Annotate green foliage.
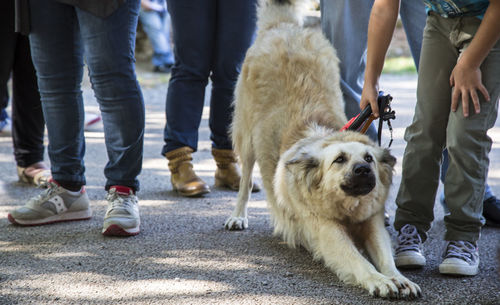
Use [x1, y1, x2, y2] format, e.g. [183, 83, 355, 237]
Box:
[382, 57, 417, 74]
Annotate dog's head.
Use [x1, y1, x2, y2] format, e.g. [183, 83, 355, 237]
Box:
[275, 130, 396, 222]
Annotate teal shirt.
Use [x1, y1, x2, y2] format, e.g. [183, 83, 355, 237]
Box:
[423, 0, 489, 18]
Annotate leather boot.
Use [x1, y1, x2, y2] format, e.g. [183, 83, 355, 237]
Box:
[212, 148, 260, 192]
[165, 147, 210, 197]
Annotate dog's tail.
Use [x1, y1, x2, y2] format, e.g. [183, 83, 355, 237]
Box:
[257, 0, 308, 31]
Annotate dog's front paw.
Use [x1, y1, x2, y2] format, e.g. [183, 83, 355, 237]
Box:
[362, 274, 421, 299]
[224, 217, 248, 230]
[389, 275, 422, 299]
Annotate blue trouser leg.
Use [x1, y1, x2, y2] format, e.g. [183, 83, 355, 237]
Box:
[29, 1, 86, 188]
[162, 0, 256, 154]
[399, 0, 426, 69]
[0, 0, 45, 167]
[29, 0, 145, 191]
[320, 0, 425, 141]
[208, 0, 256, 150]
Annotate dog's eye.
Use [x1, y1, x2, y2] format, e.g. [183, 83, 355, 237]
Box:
[364, 154, 373, 163]
[333, 156, 345, 164]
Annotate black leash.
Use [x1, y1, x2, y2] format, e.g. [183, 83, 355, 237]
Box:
[341, 91, 395, 147]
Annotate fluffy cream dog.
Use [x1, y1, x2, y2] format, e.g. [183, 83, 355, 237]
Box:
[224, 0, 421, 299]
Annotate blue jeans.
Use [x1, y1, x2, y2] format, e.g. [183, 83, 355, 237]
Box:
[139, 9, 175, 67]
[29, 0, 145, 191]
[162, 0, 257, 154]
[320, 0, 426, 141]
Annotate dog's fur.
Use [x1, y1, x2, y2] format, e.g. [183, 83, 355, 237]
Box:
[224, 0, 421, 298]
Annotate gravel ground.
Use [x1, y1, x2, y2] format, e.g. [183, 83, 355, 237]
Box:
[0, 68, 499, 304]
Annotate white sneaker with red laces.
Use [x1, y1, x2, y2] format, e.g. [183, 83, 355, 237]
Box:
[102, 186, 140, 236]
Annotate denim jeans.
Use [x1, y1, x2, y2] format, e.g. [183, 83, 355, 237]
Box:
[320, 0, 426, 141]
[1, 0, 46, 168]
[162, 0, 257, 154]
[139, 9, 175, 67]
[29, 0, 145, 191]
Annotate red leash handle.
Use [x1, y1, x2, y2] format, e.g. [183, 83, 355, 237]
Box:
[340, 114, 360, 132]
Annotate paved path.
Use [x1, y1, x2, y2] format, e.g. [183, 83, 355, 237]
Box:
[0, 70, 499, 305]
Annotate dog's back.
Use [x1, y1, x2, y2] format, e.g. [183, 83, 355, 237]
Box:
[232, 0, 346, 189]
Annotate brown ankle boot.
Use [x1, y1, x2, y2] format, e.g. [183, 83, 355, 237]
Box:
[165, 147, 210, 197]
[211, 148, 260, 192]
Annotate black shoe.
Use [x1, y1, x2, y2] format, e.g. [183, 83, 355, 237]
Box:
[483, 196, 500, 227]
[153, 64, 171, 74]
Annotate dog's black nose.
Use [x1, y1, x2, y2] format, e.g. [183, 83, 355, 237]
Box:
[353, 163, 371, 176]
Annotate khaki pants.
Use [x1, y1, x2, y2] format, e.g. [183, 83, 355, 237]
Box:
[394, 12, 500, 242]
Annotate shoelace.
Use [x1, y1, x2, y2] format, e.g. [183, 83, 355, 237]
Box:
[29, 181, 61, 205]
[395, 224, 422, 255]
[443, 241, 477, 264]
[106, 189, 135, 213]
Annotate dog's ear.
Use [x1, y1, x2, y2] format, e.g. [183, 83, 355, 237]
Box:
[381, 148, 396, 168]
[378, 148, 396, 186]
[285, 152, 322, 192]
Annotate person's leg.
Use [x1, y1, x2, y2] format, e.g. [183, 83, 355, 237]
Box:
[76, 0, 145, 192]
[29, 0, 86, 190]
[399, 0, 425, 69]
[161, 10, 175, 65]
[7, 0, 91, 226]
[443, 18, 500, 242]
[320, 0, 377, 141]
[162, 0, 215, 154]
[11, 34, 46, 168]
[207, 0, 260, 192]
[210, 0, 256, 150]
[139, 9, 173, 68]
[0, 0, 16, 133]
[394, 14, 459, 239]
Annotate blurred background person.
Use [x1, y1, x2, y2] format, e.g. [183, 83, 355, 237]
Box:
[139, 0, 175, 73]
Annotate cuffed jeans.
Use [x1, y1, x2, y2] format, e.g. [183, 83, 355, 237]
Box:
[394, 13, 500, 242]
[0, 0, 45, 168]
[29, 0, 145, 191]
[162, 0, 257, 154]
[320, 0, 426, 141]
[139, 9, 175, 67]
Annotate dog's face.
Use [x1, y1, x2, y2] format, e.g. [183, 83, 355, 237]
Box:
[275, 132, 396, 223]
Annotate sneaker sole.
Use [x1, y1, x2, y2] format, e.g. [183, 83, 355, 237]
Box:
[7, 209, 92, 226]
[102, 224, 140, 237]
[395, 256, 426, 269]
[439, 264, 478, 276]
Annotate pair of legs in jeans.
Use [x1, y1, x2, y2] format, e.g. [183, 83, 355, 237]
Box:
[8, 0, 145, 236]
[0, 0, 50, 186]
[161, 0, 257, 196]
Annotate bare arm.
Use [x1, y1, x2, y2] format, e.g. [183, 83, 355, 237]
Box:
[450, 0, 500, 117]
[360, 0, 400, 118]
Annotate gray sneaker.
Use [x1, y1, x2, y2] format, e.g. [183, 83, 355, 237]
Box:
[8, 181, 91, 225]
[439, 241, 479, 276]
[395, 224, 426, 268]
[102, 186, 140, 236]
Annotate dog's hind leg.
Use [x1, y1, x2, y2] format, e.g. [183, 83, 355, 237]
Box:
[224, 141, 256, 230]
